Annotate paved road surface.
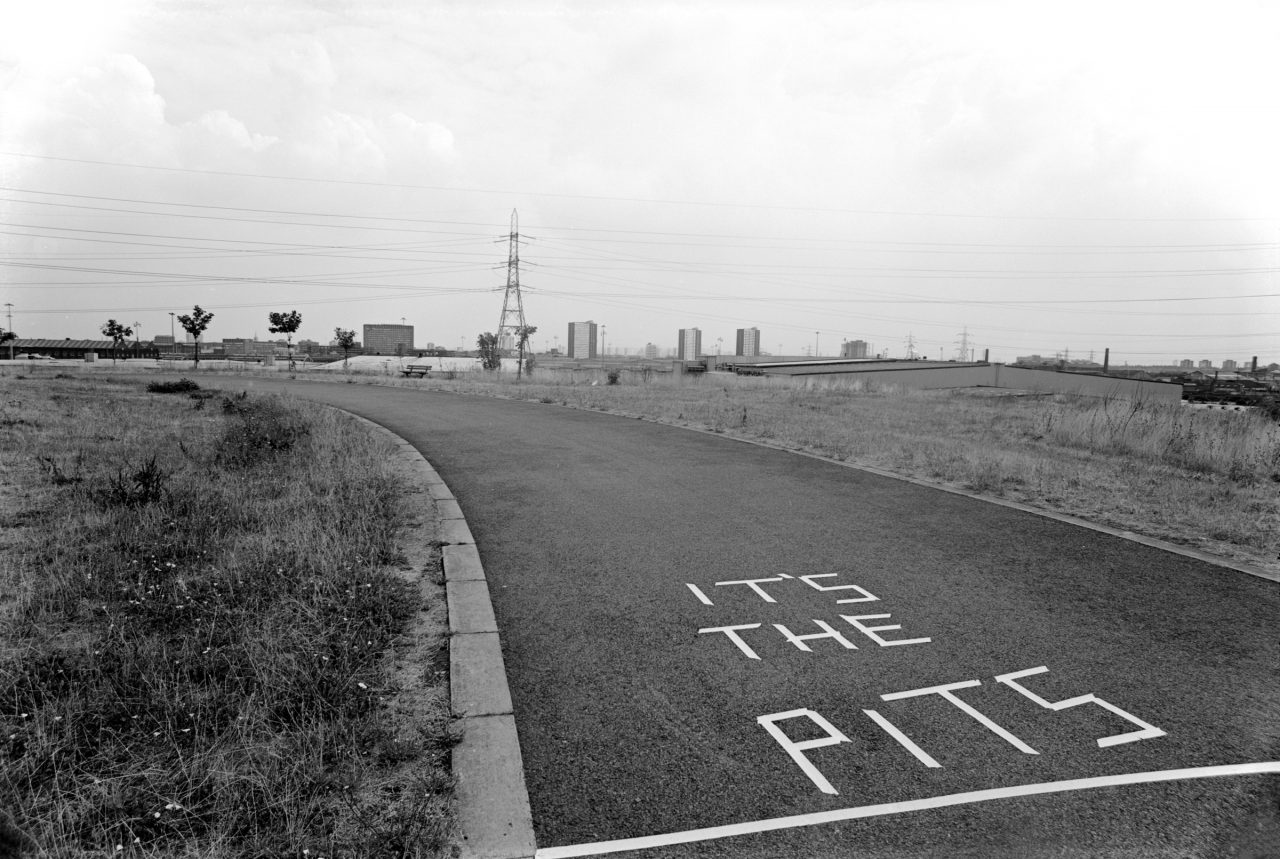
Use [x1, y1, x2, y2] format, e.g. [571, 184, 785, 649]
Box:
[242, 381, 1280, 858]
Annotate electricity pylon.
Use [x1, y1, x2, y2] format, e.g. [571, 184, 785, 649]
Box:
[496, 209, 527, 355]
[955, 326, 972, 361]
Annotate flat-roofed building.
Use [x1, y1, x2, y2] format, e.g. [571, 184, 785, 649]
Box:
[567, 321, 598, 359]
[735, 327, 760, 357]
[678, 327, 702, 360]
[363, 324, 414, 355]
[841, 339, 869, 358]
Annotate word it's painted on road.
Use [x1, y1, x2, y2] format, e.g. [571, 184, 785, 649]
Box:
[686, 572, 879, 606]
[689, 573, 931, 661]
[757, 665, 1167, 795]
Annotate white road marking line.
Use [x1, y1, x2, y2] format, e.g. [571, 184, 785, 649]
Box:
[714, 577, 785, 602]
[842, 613, 932, 647]
[685, 583, 714, 605]
[697, 624, 763, 660]
[755, 709, 852, 795]
[881, 679, 1039, 755]
[995, 666, 1166, 748]
[534, 762, 1280, 858]
[772, 619, 860, 652]
[862, 709, 942, 768]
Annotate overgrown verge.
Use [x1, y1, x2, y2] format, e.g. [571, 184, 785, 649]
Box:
[0, 376, 453, 857]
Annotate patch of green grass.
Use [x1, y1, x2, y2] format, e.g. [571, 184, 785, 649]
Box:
[0, 378, 453, 857]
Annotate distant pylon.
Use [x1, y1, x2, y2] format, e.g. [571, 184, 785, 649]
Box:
[496, 209, 527, 354]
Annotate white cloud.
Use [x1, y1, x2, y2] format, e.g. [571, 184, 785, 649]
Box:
[12, 54, 178, 164]
[388, 112, 455, 159]
[187, 110, 279, 153]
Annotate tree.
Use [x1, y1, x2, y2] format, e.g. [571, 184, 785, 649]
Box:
[334, 328, 356, 369]
[476, 332, 501, 371]
[100, 319, 133, 364]
[0, 327, 15, 361]
[515, 324, 538, 380]
[268, 310, 303, 370]
[176, 305, 215, 367]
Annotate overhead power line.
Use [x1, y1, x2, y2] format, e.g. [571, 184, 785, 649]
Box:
[6, 150, 1276, 222]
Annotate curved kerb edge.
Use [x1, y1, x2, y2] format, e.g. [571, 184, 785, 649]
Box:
[335, 409, 537, 859]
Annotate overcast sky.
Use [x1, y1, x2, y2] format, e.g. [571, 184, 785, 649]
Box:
[3, 0, 1278, 363]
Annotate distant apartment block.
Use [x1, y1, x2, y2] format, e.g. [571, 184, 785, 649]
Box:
[644, 342, 659, 359]
[841, 339, 869, 358]
[1178, 359, 1193, 369]
[222, 338, 277, 358]
[1198, 359, 1213, 369]
[567, 321, 598, 359]
[735, 327, 761, 357]
[363, 324, 414, 355]
[678, 327, 702, 360]
[1222, 359, 1238, 371]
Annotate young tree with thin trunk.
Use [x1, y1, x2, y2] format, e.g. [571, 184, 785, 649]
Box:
[100, 319, 133, 365]
[334, 327, 356, 369]
[176, 306, 214, 367]
[268, 310, 303, 370]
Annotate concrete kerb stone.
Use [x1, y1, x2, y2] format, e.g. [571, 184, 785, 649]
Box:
[447, 580, 500, 635]
[438, 518, 476, 546]
[328, 408, 536, 859]
[444, 545, 486, 582]
[437, 498, 465, 521]
[451, 632, 515, 717]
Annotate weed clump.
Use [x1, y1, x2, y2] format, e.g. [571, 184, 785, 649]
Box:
[217, 392, 311, 466]
[96, 455, 169, 507]
[146, 378, 200, 394]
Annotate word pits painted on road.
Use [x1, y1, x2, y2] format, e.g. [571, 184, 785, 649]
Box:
[758, 666, 1168, 795]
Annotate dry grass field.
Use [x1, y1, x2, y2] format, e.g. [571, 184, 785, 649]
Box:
[0, 372, 453, 858]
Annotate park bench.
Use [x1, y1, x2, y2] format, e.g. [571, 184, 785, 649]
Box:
[401, 364, 432, 378]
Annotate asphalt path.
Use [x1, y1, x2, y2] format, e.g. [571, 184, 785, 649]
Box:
[238, 380, 1280, 858]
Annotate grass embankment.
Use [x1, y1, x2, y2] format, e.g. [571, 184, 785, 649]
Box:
[0, 374, 452, 857]
[384, 369, 1280, 574]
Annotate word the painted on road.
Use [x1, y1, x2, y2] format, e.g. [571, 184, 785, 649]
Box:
[689, 573, 932, 660]
[757, 665, 1167, 795]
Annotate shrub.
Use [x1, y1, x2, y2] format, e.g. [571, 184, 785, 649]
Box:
[217, 393, 310, 466]
[147, 378, 200, 394]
